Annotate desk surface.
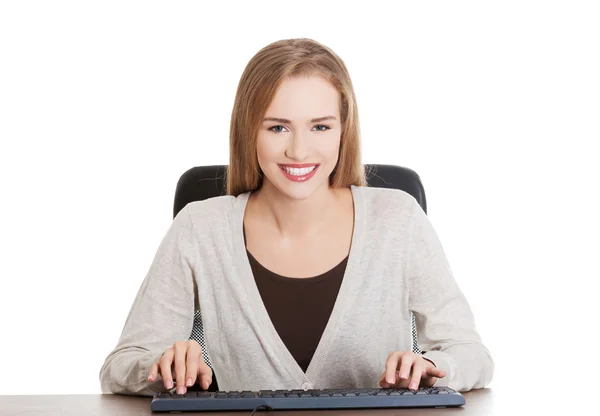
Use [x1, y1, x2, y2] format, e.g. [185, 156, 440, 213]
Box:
[0, 389, 494, 416]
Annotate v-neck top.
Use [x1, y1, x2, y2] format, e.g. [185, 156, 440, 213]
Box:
[242, 222, 349, 374]
[247, 248, 348, 373]
[100, 185, 495, 396]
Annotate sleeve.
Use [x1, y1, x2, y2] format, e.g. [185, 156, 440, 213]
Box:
[99, 205, 198, 396]
[406, 198, 495, 392]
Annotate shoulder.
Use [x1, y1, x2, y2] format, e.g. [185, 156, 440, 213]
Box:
[177, 193, 249, 227]
[353, 185, 420, 219]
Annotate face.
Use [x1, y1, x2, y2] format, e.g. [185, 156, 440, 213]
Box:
[256, 75, 342, 201]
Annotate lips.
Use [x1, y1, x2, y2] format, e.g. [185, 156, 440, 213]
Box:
[278, 164, 319, 182]
[280, 165, 317, 176]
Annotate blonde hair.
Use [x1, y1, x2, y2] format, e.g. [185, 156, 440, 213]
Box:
[226, 38, 366, 196]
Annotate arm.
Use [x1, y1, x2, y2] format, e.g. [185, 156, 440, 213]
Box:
[406, 198, 494, 392]
[99, 206, 198, 396]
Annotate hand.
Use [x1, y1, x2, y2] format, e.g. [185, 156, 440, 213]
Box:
[147, 340, 213, 394]
[379, 351, 446, 391]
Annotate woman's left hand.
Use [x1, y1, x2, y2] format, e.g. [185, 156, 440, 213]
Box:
[379, 351, 446, 390]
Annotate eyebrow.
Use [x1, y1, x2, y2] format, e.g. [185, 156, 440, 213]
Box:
[263, 115, 337, 124]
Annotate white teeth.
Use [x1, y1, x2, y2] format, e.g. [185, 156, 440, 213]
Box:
[281, 165, 316, 176]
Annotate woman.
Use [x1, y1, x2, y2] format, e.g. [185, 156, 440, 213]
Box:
[99, 38, 494, 396]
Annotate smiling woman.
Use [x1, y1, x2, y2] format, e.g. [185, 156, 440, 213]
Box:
[99, 38, 494, 397]
[256, 76, 345, 199]
[227, 39, 366, 197]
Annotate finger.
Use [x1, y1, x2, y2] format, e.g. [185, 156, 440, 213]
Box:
[379, 377, 395, 389]
[159, 349, 175, 390]
[148, 362, 158, 382]
[408, 364, 425, 391]
[425, 366, 446, 379]
[398, 354, 415, 382]
[198, 361, 214, 390]
[379, 371, 390, 388]
[173, 342, 188, 394]
[185, 342, 201, 388]
[384, 352, 403, 384]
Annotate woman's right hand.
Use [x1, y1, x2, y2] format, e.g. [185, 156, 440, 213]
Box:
[147, 340, 213, 394]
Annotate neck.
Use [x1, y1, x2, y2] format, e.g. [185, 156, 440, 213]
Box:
[251, 181, 343, 239]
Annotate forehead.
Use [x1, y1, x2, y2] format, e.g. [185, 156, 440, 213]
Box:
[266, 76, 340, 119]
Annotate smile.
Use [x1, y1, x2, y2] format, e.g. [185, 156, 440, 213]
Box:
[280, 165, 317, 176]
[278, 164, 320, 182]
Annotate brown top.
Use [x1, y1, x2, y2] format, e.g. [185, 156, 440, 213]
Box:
[248, 249, 348, 372]
[242, 226, 348, 372]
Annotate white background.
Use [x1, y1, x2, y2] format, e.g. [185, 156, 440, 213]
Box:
[1, 0, 599, 412]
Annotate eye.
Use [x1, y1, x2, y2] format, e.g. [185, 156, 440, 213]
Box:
[268, 125, 286, 133]
[313, 125, 331, 132]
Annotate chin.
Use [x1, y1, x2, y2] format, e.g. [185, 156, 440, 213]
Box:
[276, 184, 321, 201]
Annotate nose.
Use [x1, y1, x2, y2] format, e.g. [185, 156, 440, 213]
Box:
[284, 133, 309, 161]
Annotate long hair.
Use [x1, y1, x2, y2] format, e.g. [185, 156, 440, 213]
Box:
[226, 38, 366, 196]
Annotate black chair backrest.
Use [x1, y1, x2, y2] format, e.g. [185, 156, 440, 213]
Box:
[173, 164, 426, 219]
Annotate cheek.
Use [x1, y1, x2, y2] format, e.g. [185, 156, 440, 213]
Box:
[255, 136, 268, 161]
[255, 140, 265, 164]
[256, 136, 282, 166]
[323, 136, 342, 162]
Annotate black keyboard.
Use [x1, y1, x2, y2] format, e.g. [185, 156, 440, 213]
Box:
[151, 387, 465, 412]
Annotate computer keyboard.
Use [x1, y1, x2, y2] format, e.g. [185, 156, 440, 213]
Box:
[151, 386, 465, 413]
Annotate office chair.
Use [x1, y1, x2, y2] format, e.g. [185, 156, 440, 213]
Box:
[173, 164, 427, 389]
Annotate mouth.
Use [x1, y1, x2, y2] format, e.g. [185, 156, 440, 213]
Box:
[278, 164, 320, 182]
[279, 164, 318, 176]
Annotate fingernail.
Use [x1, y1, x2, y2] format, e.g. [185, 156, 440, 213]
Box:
[186, 378, 193, 387]
[167, 380, 173, 389]
[148, 375, 153, 381]
[386, 376, 393, 384]
[410, 382, 417, 390]
[177, 386, 185, 394]
[401, 373, 408, 379]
